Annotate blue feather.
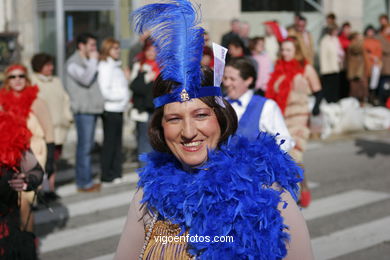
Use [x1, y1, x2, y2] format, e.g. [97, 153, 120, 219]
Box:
[137, 133, 303, 259]
[131, 0, 205, 98]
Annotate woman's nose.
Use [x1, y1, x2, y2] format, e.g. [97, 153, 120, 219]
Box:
[181, 118, 197, 140]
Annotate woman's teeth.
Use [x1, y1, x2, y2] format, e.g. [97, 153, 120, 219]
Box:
[183, 141, 202, 147]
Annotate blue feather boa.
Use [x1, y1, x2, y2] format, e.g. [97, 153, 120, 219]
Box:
[138, 133, 302, 259]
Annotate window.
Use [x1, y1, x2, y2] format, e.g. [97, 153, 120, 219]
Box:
[241, 0, 321, 12]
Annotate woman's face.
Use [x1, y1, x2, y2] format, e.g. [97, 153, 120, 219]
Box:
[281, 41, 296, 62]
[7, 69, 27, 92]
[254, 40, 265, 53]
[41, 62, 54, 76]
[162, 99, 221, 167]
[145, 45, 156, 61]
[109, 43, 121, 60]
[343, 25, 351, 36]
[223, 66, 252, 100]
[366, 29, 375, 38]
[228, 44, 243, 58]
[384, 26, 390, 35]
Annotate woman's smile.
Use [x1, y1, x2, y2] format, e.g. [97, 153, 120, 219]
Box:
[162, 99, 221, 167]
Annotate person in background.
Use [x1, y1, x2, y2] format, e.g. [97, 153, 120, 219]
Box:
[338, 22, 352, 53]
[249, 36, 273, 94]
[227, 37, 257, 70]
[286, 13, 301, 31]
[0, 111, 44, 259]
[127, 31, 150, 72]
[201, 31, 214, 68]
[378, 14, 389, 33]
[263, 20, 283, 63]
[65, 33, 104, 192]
[363, 25, 382, 104]
[376, 24, 390, 106]
[223, 57, 294, 151]
[319, 25, 343, 103]
[98, 38, 130, 184]
[319, 13, 338, 40]
[266, 37, 322, 208]
[347, 32, 367, 106]
[129, 39, 159, 165]
[30, 53, 73, 201]
[0, 64, 55, 234]
[221, 18, 241, 48]
[288, 15, 315, 64]
[239, 21, 251, 48]
[338, 22, 352, 99]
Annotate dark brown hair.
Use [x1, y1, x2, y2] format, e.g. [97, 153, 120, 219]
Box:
[31, 53, 54, 73]
[226, 57, 257, 89]
[248, 36, 264, 52]
[149, 66, 238, 153]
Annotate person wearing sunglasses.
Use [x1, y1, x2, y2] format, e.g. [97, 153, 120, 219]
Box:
[0, 64, 55, 235]
[0, 110, 44, 259]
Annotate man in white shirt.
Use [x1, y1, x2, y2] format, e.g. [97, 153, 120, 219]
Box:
[223, 57, 294, 152]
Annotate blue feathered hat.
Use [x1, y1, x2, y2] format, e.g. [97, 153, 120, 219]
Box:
[131, 0, 222, 108]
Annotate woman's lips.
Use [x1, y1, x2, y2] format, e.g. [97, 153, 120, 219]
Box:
[181, 141, 203, 152]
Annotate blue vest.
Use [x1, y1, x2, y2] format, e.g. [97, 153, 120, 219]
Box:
[236, 95, 267, 140]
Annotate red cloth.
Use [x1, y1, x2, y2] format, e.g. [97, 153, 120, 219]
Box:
[5, 64, 27, 74]
[265, 59, 306, 114]
[0, 111, 31, 171]
[338, 33, 350, 52]
[0, 85, 39, 119]
[142, 59, 160, 81]
[264, 21, 285, 43]
[0, 86, 36, 171]
[135, 51, 161, 81]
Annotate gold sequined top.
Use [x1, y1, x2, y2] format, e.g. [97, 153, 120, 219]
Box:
[143, 220, 194, 260]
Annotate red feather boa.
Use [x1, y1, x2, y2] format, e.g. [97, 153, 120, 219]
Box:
[266, 59, 306, 114]
[0, 112, 32, 173]
[0, 86, 37, 174]
[0, 85, 38, 119]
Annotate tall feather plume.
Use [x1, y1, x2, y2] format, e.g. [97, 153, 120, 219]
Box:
[131, 0, 205, 99]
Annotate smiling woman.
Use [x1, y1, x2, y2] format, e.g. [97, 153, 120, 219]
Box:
[114, 1, 313, 259]
[148, 67, 237, 164]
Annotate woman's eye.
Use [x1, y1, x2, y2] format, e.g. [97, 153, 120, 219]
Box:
[167, 117, 180, 122]
[196, 113, 209, 119]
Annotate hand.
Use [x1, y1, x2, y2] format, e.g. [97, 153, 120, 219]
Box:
[8, 173, 27, 191]
[89, 50, 99, 60]
[124, 67, 131, 81]
[312, 105, 320, 116]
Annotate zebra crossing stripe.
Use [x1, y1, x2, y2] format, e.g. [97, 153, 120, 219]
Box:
[312, 216, 390, 260]
[302, 190, 390, 220]
[39, 189, 390, 255]
[56, 173, 139, 197]
[35, 190, 136, 225]
[40, 216, 127, 253]
[88, 253, 115, 260]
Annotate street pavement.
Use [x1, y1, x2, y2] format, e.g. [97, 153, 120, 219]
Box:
[35, 129, 390, 260]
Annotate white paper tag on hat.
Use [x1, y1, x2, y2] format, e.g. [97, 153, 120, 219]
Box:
[212, 42, 227, 87]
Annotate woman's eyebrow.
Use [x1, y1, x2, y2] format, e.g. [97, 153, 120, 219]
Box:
[164, 113, 181, 117]
[193, 108, 211, 113]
